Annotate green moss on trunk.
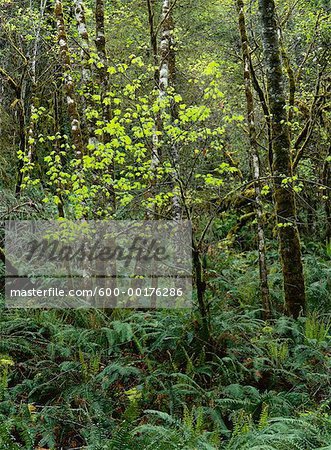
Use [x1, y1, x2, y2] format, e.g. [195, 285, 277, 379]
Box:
[259, 0, 306, 318]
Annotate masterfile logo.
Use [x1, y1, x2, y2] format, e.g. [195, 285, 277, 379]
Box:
[4, 220, 192, 309]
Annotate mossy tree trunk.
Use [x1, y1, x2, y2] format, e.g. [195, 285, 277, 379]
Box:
[323, 145, 331, 241]
[74, 0, 91, 85]
[258, 0, 306, 318]
[0, 68, 26, 194]
[55, 0, 84, 159]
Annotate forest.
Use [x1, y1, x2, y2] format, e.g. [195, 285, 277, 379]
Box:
[0, 0, 330, 448]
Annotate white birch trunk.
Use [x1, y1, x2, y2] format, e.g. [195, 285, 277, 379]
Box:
[149, 0, 181, 220]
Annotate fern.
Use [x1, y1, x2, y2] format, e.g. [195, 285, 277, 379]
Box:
[304, 313, 330, 343]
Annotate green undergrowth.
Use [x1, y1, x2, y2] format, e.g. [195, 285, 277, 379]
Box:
[0, 297, 329, 448]
[0, 242, 329, 449]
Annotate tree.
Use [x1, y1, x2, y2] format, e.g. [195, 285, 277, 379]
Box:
[55, 0, 84, 159]
[236, 0, 271, 318]
[258, 0, 306, 317]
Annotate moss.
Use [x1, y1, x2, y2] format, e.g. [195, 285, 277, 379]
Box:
[259, 0, 306, 317]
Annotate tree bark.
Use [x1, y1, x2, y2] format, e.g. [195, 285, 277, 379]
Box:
[95, 0, 107, 70]
[55, 0, 84, 159]
[259, 0, 306, 318]
[236, 0, 271, 319]
[74, 0, 91, 84]
[322, 145, 331, 241]
[95, 0, 109, 98]
[192, 243, 210, 346]
[159, 0, 181, 220]
[0, 68, 26, 194]
[147, 0, 180, 219]
[74, 0, 96, 146]
[146, 0, 159, 86]
[15, 98, 25, 194]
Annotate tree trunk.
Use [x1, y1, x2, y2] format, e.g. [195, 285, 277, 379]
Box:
[322, 145, 331, 241]
[147, 0, 179, 219]
[95, 0, 107, 70]
[146, 0, 159, 87]
[15, 98, 25, 194]
[95, 0, 109, 102]
[95, 0, 115, 211]
[192, 243, 211, 346]
[159, 0, 181, 220]
[55, 0, 84, 159]
[0, 68, 26, 194]
[74, 0, 91, 85]
[146, 0, 160, 217]
[74, 0, 96, 146]
[259, 0, 306, 318]
[236, 0, 271, 319]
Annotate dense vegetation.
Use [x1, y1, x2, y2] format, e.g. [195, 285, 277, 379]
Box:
[0, 0, 330, 448]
